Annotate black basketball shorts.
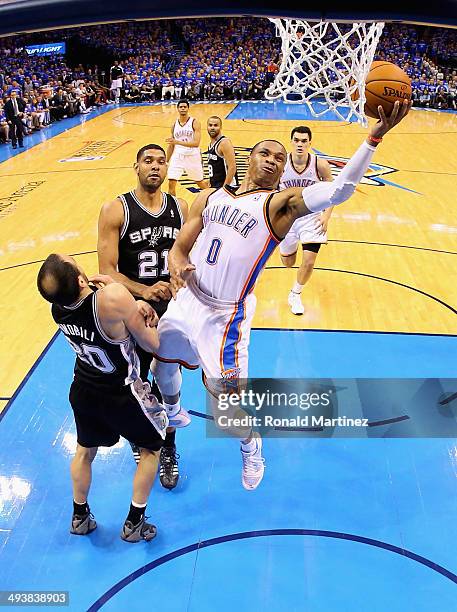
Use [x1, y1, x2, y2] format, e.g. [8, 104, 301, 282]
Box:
[69, 378, 163, 451]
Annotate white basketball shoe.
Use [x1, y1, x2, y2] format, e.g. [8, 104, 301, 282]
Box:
[166, 403, 192, 428]
[288, 290, 305, 315]
[241, 435, 265, 490]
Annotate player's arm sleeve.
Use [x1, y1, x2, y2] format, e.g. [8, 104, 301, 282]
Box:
[287, 140, 378, 217]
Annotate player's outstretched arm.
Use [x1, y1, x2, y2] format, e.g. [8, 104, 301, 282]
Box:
[97, 282, 159, 353]
[268, 100, 411, 238]
[168, 188, 215, 297]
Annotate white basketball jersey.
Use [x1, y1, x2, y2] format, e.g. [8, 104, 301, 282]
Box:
[190, 187, 279, 302]
[279, 152, 323, 239]
[279, 153, 320, 189]
[173, 117, 198, 155]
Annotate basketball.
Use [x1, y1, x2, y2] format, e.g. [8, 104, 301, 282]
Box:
[363, 61, 412, 119]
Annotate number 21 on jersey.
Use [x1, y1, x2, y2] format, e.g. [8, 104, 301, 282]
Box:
[138, 249, 169, 278]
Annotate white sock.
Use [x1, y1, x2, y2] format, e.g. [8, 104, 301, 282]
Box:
[131, 500, 147, 508]
[164, 401, 180, 416]
[292, 282, 304, 294]
[241, 437, 257, 452]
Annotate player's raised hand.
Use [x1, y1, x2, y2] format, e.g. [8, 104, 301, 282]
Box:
[170, 262, 196, 299]
[136, 300, 158, 327]
[370, 99, 412, 139]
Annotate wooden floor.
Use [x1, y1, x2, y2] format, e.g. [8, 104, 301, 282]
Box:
[0, 102, 456, 408]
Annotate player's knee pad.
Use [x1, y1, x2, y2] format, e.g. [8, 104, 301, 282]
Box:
[151, 359, 182, 396]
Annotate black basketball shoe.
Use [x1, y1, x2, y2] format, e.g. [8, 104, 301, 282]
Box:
[159, 445, 180, 489]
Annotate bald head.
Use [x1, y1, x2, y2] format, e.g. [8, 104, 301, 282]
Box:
[37, 254, 84, 306]
[40, 271, 59, 296]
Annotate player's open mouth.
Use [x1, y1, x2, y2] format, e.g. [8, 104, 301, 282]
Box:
[262, 167, 275, 174]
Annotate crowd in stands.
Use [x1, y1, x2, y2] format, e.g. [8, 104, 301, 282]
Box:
[373, 23, 457, 110]
[0, 18, 455, 146]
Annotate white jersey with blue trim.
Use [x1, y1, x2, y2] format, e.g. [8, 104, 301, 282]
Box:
[279, 152, 320, 189]
[279, 152, 323, 237]
[173, 116, 199, 156]
[190, 186, 279, 303]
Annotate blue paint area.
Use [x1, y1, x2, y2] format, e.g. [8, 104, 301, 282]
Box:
[250, 328, 457, 377]
[227, 100, 457, 121]
[227, 99, 358, 122]
[1, 330, 457, 610]
[90, 530, 457, 611]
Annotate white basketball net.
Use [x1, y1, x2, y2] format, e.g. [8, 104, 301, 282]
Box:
[265, 19, 385, 126]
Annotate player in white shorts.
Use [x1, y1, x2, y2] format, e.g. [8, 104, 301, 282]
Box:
[279, 126, 333, 315]
[151, 101, 411, 491]
[109, 61, 124, 104]
[166, 99, 208, 195]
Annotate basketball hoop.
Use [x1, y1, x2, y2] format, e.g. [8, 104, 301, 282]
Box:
[265, 19, 385, 126]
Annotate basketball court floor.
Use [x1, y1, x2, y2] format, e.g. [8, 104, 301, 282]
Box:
[0, 100, 456, 610]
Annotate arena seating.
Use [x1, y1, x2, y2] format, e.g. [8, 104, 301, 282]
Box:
[0, 18, 455, 147]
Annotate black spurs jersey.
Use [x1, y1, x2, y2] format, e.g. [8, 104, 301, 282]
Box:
[207, 136, 238, 189]
[52, 292, 140, 389]
[117, 190, 184, 315]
